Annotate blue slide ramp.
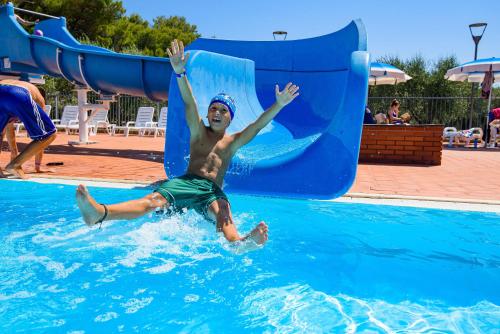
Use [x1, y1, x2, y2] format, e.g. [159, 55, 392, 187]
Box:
[0, 3, 172, 101]
[166, 21, 369, 199]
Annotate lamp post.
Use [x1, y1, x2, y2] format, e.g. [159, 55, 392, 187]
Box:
[272, 31, 287, 40]
[467, 22, 487, 128]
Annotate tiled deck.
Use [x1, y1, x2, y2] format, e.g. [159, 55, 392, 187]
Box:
[1, 132, 499, 202]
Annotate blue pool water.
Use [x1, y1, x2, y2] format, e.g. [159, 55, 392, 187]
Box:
[1, 179, 499, 333]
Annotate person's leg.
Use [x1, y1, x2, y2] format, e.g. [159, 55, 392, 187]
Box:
[5, 123, 18, 161]
[490, 126, 498, 146]
[34, 151, 55, 173]
[207, 199, 268, 245]
[5, 132, 56, 179]
[76, 184, 169, 226]
[0, 129, 5, 177]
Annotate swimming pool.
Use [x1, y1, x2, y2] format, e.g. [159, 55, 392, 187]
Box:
[1, 179, 499, 333]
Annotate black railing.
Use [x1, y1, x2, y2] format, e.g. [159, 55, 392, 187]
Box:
[368, 96, 499, 130]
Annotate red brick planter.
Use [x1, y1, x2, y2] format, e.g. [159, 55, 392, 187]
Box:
[359, 125, 444, 165]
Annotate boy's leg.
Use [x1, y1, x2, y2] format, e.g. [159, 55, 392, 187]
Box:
[5, 132, 56, 178]
[34, 151, 55, 173]
[76, 184, 169, 226]
[207, 199, 268, 245]
[0, 128, 5, 177]
[5, 123, 18, 161]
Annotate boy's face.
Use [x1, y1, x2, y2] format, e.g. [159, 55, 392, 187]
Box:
[207, 102, 231, 131]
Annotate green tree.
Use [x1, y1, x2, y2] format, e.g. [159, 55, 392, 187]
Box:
[10, 0, 200, 95]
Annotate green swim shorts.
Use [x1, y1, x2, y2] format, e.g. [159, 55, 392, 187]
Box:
[155, 174, 229, 219]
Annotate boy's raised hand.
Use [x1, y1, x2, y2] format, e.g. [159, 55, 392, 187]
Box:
[166, 39, 189, 74]
[275, 82, 299, 107]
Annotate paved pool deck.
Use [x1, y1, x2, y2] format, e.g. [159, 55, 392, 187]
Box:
[1, 132, 499, 203]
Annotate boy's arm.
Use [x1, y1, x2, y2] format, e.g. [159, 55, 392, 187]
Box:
[166, 40, 204, 139]
[233, 83, 299, 149]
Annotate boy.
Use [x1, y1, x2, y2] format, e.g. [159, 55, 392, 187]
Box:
[0, 79, 56, 178]
[76, 40, 299, 248]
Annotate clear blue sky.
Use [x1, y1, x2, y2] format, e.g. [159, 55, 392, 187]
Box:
[122, 0, 498, 65]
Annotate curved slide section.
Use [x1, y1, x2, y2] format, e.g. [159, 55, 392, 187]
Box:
[0, 3, 171, 101]
[166, 21, 369, 199]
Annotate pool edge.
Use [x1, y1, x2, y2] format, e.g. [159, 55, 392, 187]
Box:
[2, 177, 500, 213]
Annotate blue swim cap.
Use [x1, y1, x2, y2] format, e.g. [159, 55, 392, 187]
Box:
[210, 93, 236, 120]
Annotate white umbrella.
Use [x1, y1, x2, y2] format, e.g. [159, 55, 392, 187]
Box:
[445, 57, 500, 82]
[445, 57, 498, 143]
[369, 62, 412, 85]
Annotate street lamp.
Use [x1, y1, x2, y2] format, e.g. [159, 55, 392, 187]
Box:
[273, 31, 287, 40]
[467, 22, 487, 128]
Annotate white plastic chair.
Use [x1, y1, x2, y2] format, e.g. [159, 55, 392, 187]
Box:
[442, 127, 459, 147]
[52, 105, 79, 134]
[374, 113, 388, 124]
[88, 109, 115, 135]
[154, 107, 167, 138]
[112, 107, 155, 137]
[457, 127, 484, 147]
[465, 127, 484, 147]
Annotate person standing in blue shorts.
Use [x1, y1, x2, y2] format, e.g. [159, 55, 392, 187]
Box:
[76, 39, 300, 250]
[0, 79, 57, 178]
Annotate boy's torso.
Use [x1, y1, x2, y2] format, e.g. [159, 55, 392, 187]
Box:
[187, 126, 237, 187]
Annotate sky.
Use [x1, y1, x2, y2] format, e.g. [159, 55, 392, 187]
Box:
[121, 0, 499, 66]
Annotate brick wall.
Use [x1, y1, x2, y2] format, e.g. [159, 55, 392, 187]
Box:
[359, 125, 444, 165]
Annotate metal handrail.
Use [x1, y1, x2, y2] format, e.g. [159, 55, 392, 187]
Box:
[14, 6, 58, 19]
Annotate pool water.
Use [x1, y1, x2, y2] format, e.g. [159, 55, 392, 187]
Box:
[1, 180, 499, 333]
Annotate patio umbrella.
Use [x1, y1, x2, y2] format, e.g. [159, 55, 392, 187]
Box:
[369, 62, 412, 85]
[445, 57, 499, 138]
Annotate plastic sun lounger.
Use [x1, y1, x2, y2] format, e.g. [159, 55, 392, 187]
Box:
[112, 106, 155, 137]
[154, 107, 167, 138]
[442, 126, 459, 147]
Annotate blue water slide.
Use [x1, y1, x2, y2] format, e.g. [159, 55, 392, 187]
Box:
[0, 3, 172, 100]
[166, 21, 370, 199]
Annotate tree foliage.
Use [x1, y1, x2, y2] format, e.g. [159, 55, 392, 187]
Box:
[10, 0, 200, 95]
[15, 0, 199, 56]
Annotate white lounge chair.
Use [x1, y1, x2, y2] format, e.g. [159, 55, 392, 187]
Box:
[89, 109, 115, 135]
[456, 127, 484, 147]
[66, 109, 115, 136]
[374, 113, 388, 124]
[442, 127, 459, 147]
[154, 107, 167, 138]
[52, 105, 79, 134]
[112, 107, 155, 137]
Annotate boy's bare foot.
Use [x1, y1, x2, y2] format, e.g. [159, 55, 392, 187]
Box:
[5, 164, 28, 179]
[76, 184, 105, 226]
[35, 166, 56, 173]
[248, 221, 268, 245]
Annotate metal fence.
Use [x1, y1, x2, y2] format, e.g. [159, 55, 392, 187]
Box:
[368, 96, 499, 130]
[45, 93, 168, 126]
[44, 92, 498, 131]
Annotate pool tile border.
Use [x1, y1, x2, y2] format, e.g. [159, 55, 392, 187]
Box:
[3, 177, 500, 213]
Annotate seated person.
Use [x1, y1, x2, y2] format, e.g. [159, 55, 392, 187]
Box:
[374, 113, 388, 124]
[488, 107, 500, 147]
[363, 106, 375, 124]
[400, 112, 411, 124]
[388, 99, 403, 124]
[0, 80, 57, 178]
